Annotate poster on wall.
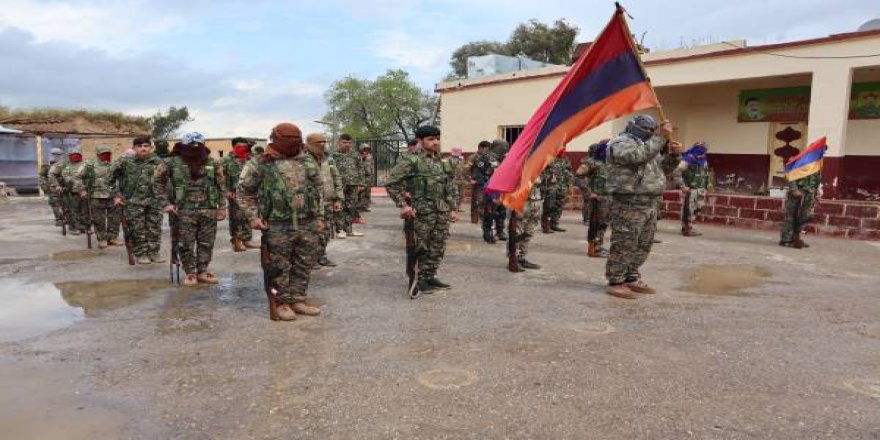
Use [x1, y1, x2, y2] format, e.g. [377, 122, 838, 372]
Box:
[850, 82, 880, 119]
[737, 87, 810, 122]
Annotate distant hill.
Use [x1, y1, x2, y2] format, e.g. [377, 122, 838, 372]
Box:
[0, 108, 150, 135]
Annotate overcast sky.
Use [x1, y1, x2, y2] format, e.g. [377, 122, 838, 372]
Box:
[0, 0, 874, 138]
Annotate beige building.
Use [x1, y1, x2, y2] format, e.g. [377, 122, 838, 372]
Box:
[437, 29, 880, 200]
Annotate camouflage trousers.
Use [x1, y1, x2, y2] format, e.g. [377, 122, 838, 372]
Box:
[176, 209, 218, 274]
[319, 204, 338, 255]
[542, 186, 568, 226]
[88, 198, 121, 242]
[63, 194, 89, 232]
[264, 220, 321, 304]
[341, 185, 361, 233]
[359, 186, 372, 210]
[470, 185, 482, 219]
[606, 195, 659, 285]
[481, 196, 506, 234]
[414, 211, 450, 279]
[227, 200, 253, 242]
[579, 188, 591, 222]
[513, 199, 542, 256]
[48, 195, 64, 222]
[780, 191, 816, 243]
[682, 188, 707, 223]
[125, 204, 162, 258]
[585, 195, 611, 246]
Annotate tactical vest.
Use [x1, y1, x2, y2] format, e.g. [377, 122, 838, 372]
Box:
[84, 161, 116, 198]
[258, 157, 321, 225]
[169, 156, 220, 209]
[120, 156, 160, 201]
[408, 156, 452, 202]
[587, 159, 609, 195]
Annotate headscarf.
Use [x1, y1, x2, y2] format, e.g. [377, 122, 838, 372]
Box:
[593, 142, 608, 162]
[266, 123, 303, 158]
[179, 132, 210, 179]
[683, 142, 708, 167]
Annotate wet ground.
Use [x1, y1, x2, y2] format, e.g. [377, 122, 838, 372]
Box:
[1, 196, 879, 439]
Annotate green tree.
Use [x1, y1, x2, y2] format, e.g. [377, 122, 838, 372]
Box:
[447, 19, 579, 78]
[149, 106, 191, 141]
[323, 69, 436, 143]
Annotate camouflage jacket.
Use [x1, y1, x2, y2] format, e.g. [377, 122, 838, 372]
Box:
[606, 133, 682, 197]
[112, 154, 164, 206]
[236, 153, 325, 225]
[73, 160, 118, 198]
[577, 158, 609, 196]
[312, 153, 344, 203]
[153, 156, 227, 210]
[682, 164, 710, 190]
[359, 154, 374, 186]
[222, 156, 249, 194]
[331, 150, 364, 187]
[541, 156, 573, 189]
[385, 151, 460, 214]
[471, 152, 502, 188]
[47, 161, 66, 194]
[787, 172, 821, 193]
[39, 163, 54, 194]
[49, 161, 87, 193]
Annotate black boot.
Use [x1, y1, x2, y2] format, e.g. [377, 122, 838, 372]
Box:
[426, 277, 451, 289]
[496, 231, 508, 241]
[415, 279, 436, 294]
[318, 255, 337, 266]
[517, 257, 541, 269]
[483, 230, 496, 243]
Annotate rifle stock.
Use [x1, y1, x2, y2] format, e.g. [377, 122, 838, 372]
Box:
[507, 214, 520, 272]
[261, 227, 280, 320]
[169, 213, 181, 283]
[403, 195, 419, 299]
[121, 208, 135, 265]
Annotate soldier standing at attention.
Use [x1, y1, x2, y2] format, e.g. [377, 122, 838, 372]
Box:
[49, 146, 88, 235]
[331, 134, 364, 238]
[466, 141, 490, 224]
[154, 132, 227, 286]
[306, 133, 344, 267]
[779, 171, 821, 249]
[112, 136, 165, 264]
[41, 147, 66, 227]
[358, 143, 374, 213]
[575, 141, 612, 257]
[509, 179, 544, 271]
[73, 145, 122, 248]
[223, 137, 257, 251]
[473, 139, 509, 243]
[385, 125, 460, 294]
[540, 149, 573, 233]
[605, 115, 683, 299]
[681, 142, 710, 237]
[237, 123, 325, 321]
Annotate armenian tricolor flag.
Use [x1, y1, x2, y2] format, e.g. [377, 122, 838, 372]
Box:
[785, 137, 828, 181]
[486, 4, 660, 212]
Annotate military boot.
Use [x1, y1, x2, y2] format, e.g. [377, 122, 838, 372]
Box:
[292, 302, 321, 316]
[587, 241, 600, 258]
[426, 277, 451, 289]
[183, 274, 199, 286]
[625, 279, 656, 294]
[197, 272, 219, 284]
[606, 284, 638, 299]
[318, 255, 337, 267]
[517, 257, 541, 269]
[550, 224, 566, 232]
[415, 279, 436, 294]
[275, 304, 298, 321]
[541, 219, 552, 234]
[232, 237, 247, 252]
[496, 230, 508, 241]
[681, 223, 702, 237]
[483, 230, 496, 243]
[136, 255, 151, 265]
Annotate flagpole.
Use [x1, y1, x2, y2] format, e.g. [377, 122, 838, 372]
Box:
[615, 2, 667, 123]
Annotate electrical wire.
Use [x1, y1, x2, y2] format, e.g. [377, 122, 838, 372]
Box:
[722, 41, 880, 59]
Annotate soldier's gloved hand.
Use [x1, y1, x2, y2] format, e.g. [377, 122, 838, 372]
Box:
[162, 204, 177, 214]
[791, 189, 804, 198]
[216, 209, 227, 221]
[449, 211, 459, 223]
[400, 205, 415, 219]
[250, 218, 268, 230]
[113, 197, 125, 207]
[332, 201, 342, 212]
[668, 141, 684, 154]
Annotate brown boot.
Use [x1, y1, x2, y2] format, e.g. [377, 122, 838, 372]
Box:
[587, 241, 599, 257]
[606, 284, 638, 299]
[232, 237, 246, 252]
[275, 303, 297, 321]
[292, 302, 321, 316]
[183, 274, 199, 286]
[470, 212, 479, 224]
[625, 280, 656, 294]
[197, 272, 219, 284]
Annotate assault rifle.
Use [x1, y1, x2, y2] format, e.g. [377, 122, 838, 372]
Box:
[403, 194, 421, 299]
[682, 190, 692, 229]
[261, 226, 280, 320]
[792, 195, 805, 249]
[587, 196, 600, 257]
[169, 213, 181, 284]
[84, 194, 94, 249]
[507, 214, 521, 272]
[120, 207, 135, 265]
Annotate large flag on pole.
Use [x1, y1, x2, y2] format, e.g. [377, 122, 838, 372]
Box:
[784, 137, 827, 181]
[486, 4, 660, 212]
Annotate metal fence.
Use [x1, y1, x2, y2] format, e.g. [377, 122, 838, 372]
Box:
[355, 138, 407, 186]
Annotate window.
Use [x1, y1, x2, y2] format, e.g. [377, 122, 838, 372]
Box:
[501, 125, 525, 145]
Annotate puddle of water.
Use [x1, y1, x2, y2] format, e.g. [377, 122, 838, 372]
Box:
[0, 279, 84, 342]
[0, 278, 168, 342]
[50, 249, 102, 261]
[682, 264, 771, 296]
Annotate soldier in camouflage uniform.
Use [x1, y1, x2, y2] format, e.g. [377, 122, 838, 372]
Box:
[540, 150, 573, 233]
[358, 143, 374, 212]
[237, 123, 325, 321]
[681, 142, 710, 237]
[472, 139, 508, 243]
[72, 145, 122, 248]
[779, 172, 821, 248]
[386, 125, 460, 294]
[331, 134, 364, 237]
[466, 141, 490, 224]
[575, 142, 611, 257]
[49, 147, 89, 235]
[306, 133, 344, 267]
[605, 115, 684, 299]
[112, 136, 165, 264]
[154, 132, 227, 286]
[509, 179, 544, 271]
[40, 147, 65, 227]
[223, 137, 257, 252]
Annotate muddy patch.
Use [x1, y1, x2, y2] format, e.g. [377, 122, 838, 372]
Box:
[416, 368, 477, 390]
[50, 249, 103, 261]
[681, 264, 771, 296]
[56, 279, 169, 317]
[0, 280, 85, 342]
